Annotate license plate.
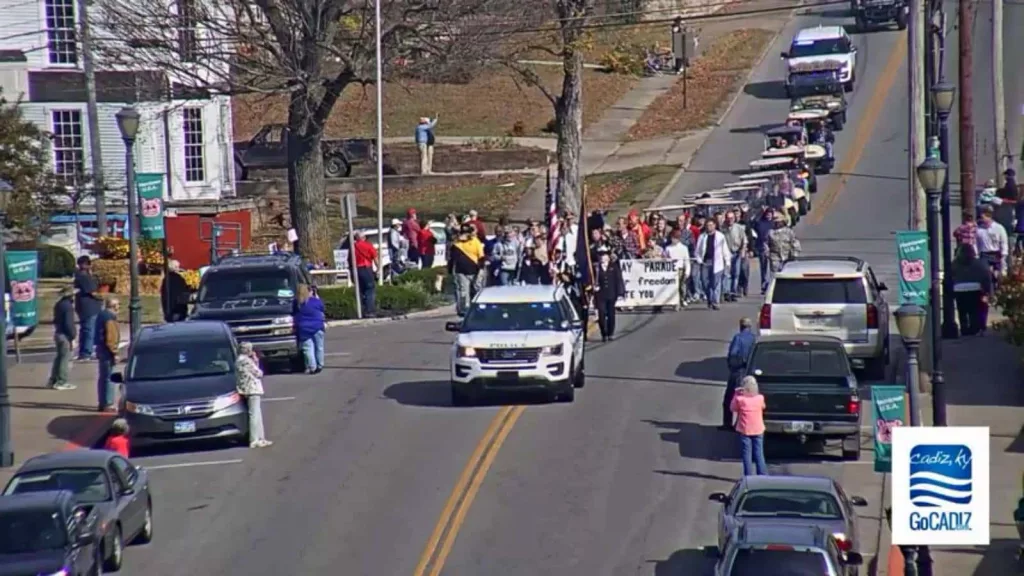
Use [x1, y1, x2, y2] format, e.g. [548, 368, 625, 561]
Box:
[173, 421, 196, 434]
[784, 421, 814, 433]
[802, 316, 835, 328]
[495, 371, 520, 385]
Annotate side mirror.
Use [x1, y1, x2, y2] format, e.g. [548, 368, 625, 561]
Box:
[850, 46, 858, 54]
[703, 546, 721, 559]
[877, 282, 888, 291]
[120, 487, 136, 497]
[571, 320, 584, 329]
[780, 52, 788, 59]
[850, 495, 868, 506]
[844, 552, 864, 566]
[110, 372, 124, 384]
[709, 492, 729, 504]
[444, 321, 462, 332]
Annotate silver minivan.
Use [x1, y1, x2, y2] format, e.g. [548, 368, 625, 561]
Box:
[759, 256, 890, 379]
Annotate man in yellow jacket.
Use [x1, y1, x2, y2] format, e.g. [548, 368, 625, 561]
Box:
[449, 224, 485, 316]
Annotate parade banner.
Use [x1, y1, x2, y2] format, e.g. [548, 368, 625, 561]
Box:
[871, 384, 907, 473]
[136, 172, 166, 240]
[616, 259, 680, 309]
[4, 250, 39, 327]
[896, 231, 930, 306]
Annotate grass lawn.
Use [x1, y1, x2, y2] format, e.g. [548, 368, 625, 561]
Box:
[627, 28, 777, 140]
[35, 290, 165, 325]
[234, 66, 637, 140]
[585, 165, 679, 214]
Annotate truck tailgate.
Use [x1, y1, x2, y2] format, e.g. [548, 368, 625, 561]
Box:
[758, 376, 859, 423]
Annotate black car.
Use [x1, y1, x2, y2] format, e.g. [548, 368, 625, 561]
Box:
[851, 0, 908, 31]
[234, 123, 376, 179]
[745, 335, 862, 460]
[2, 451, 153, 573]
[113, 321, 248, 449]
[704, 523, 862, 576]
[0, 491, 100, 576]
[190, 252, 312, 371]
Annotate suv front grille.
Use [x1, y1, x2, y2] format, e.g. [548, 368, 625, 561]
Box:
[149, 400, 216, 419]
[225, 318, 279, 337]
[478, 348, 541, 364]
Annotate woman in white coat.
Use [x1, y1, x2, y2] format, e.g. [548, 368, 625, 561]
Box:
[694, 219, 732, 310]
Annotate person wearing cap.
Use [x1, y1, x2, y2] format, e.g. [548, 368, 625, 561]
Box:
[767, 211, 801, 277]
[388, 218, 409, 274]
[352, 231, 378, 316]
[449, 224, 485, 316]
[402, 208, 422, 264]
[48, 285, 77, 390]
[415, 116, 438, 174]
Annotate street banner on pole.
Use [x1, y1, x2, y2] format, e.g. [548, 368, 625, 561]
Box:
[4, 250, 39, 327]
[136, 172, 166, 240]
[896, 231, 930, 305]
[871, 384, 907, 473]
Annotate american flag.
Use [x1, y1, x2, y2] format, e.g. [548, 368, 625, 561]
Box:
[546, 170, 560, 255]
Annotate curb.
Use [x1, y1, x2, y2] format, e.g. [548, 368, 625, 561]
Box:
[325, 304, 456, 327]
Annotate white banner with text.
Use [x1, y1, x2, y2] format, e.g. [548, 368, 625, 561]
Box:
[616, 259, 680, 308]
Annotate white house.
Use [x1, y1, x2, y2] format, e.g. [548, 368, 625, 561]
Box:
[0, 0, 235, 203]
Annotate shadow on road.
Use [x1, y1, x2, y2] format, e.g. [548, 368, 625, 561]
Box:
[382, 380, 556, 408]
[653, 469, 738, 484]
[674, 356, 728, 384]
[650, 548, 714, 576]
[47, 414, 106, 443]
[843, 23, 896, 36]
[728, 123, 781, 135]
[742, 80, 788, 100]
[937, 539, 1022, 576]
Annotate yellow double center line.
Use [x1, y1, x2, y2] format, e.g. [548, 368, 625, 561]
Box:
[413, 405, 526, 576]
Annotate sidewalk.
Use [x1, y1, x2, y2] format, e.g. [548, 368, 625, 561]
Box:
[880, 330, 1024, 575]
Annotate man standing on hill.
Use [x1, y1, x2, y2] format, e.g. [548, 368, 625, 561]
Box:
[416, 116, 438, 175]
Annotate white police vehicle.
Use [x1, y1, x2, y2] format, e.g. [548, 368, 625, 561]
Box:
[446, 284, 585, 406]
[781, 26, 858, 95]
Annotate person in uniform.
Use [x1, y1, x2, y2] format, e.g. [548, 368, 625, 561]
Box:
[592, 249, 626, 342]
[767, 212, 802, 275]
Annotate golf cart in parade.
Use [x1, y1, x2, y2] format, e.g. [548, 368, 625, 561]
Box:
[789, 65, 848, 130]
[690, 197, 747, 220]
[850, 0, 908, 32]
[642, 202, 695, 223]
[746, 161, 810, 223]
[762, 126, 831, 176]
[749, 155, 818, 195]
[786, 110, 836, 173]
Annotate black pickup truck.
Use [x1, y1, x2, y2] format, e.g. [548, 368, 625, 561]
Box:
[0, 490, 102, 576]
[234, 124, 377, 180]
[744, 335, 862, 461]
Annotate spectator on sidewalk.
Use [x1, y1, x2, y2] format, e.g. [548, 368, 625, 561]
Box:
[94, 298, 121, 412]
[951, 244, 992, 336]
[403, 209, 422, 264]
[103, 419, 130, 457]
[48, 286, 76, 391]
[976, 205, 1009, 281]
[294, 284, 325, 374]
[352, 231, 378, 317]
[388, 219, 409, 274]
[160, 259, 190, 323]
[450, 224, 485, 316]
[416, 116, 438, 175]
[417, 223, 438, 269]
[236, 341, 272, 448]
[73, 256, 102, 361]
[731, 375, 769, 476]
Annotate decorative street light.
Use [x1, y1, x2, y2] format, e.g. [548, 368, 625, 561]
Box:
[115, 106, 142, 343]
[0, 179, 15, 467]
[916, 156, 948, 428]
[931, 81, 958, 342]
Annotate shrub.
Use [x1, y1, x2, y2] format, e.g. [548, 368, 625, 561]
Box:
[38, 245, 76, 278]
[995, 258, 1024, 345]
[598, 42, 644, 76]
[509, 120, 526, 138]
[392, 267, 448, 294]
[93, 236, 164, 269]
[318, 284, 431, 320]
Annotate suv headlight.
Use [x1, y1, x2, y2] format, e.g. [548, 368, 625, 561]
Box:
[272, 316, 293, 326]
[456, 346, 476, 358]
[212, 392, 242, 411]
[540, 344, 564, 356]
[124, 401, 154, 416]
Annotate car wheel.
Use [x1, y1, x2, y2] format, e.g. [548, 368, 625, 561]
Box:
[844, 73, 855, 93]
[323, 154, 351, 178]
[842, 437, 862, 461]
[896, 9, 908, 30]
[451, 385, 472, 407]
[103, 526, 123, 572]
[573, 357, 586, 389]
[862, 354, 887, 381]
[90, 548, 102, 576]
[798, 198, 809, 216]
[132, 500, 154, 545]
[833, 114, 845, 131]
[554, 381, 576, 403]
[855, 16, 866, 31]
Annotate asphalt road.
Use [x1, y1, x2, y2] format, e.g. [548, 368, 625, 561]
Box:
[116, 7, 925, 576]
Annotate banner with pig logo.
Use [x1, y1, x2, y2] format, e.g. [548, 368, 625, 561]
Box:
[4, 250, 39, 327]
[136, 173, 166, 240]
[896, 231, 930, 306]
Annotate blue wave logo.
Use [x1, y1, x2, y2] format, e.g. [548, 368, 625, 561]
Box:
[909, 444, 972, 508]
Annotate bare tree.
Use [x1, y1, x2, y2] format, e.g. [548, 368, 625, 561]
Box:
[93, 0, 511, 261]
[504, 0, 596, 213]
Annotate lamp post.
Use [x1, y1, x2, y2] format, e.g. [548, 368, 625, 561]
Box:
[116, 107, 141, 344]
[894, 302, 928, 576]
[916, 156, 948, 427]
[931, 82, 957, 340]
[0, 180, 13, 467]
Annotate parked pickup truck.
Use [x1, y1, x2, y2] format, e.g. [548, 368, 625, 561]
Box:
[744, 334, 862, 461]
[234, 124, 376, 180]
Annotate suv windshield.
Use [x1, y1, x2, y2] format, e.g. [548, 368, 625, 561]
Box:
[199, 270, 292, 301]
[129, 341, 235, 380]
[789, 38, 850, 58]
[772, 278, 866, 304]
[0, 509, 67, 554]
[463, 302, 565, 332]
[730, 548, 829, 575]
[4, 468, 111, 503]
[750, 343, 848, 376]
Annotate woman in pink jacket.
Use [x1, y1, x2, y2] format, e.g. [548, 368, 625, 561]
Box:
[731, 375, 768, 475]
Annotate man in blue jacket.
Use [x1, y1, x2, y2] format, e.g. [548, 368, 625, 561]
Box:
[752, 208, 775, 295]
[721, 317, 756, 430]
[48, 286, 77, 390]
[415, 116, 438, 175]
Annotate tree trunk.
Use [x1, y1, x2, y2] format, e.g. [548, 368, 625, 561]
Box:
[555, 45, 584, 214]
[286, 94, 332, 264]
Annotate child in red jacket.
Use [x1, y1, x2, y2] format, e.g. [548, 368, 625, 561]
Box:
[103, 418, 131, 458]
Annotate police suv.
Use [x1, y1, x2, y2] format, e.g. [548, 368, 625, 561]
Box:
[446, 285, 585, 406]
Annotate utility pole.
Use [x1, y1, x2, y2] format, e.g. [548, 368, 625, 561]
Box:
[992, 0, 1006, 177]
[77, 0, 107, 235]
[909, 0, 926, 230]
[958, 0, 976, 216]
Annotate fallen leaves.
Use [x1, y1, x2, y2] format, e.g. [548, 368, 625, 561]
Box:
[626, 28, 777, 141]
[584, 165, 680, 212]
